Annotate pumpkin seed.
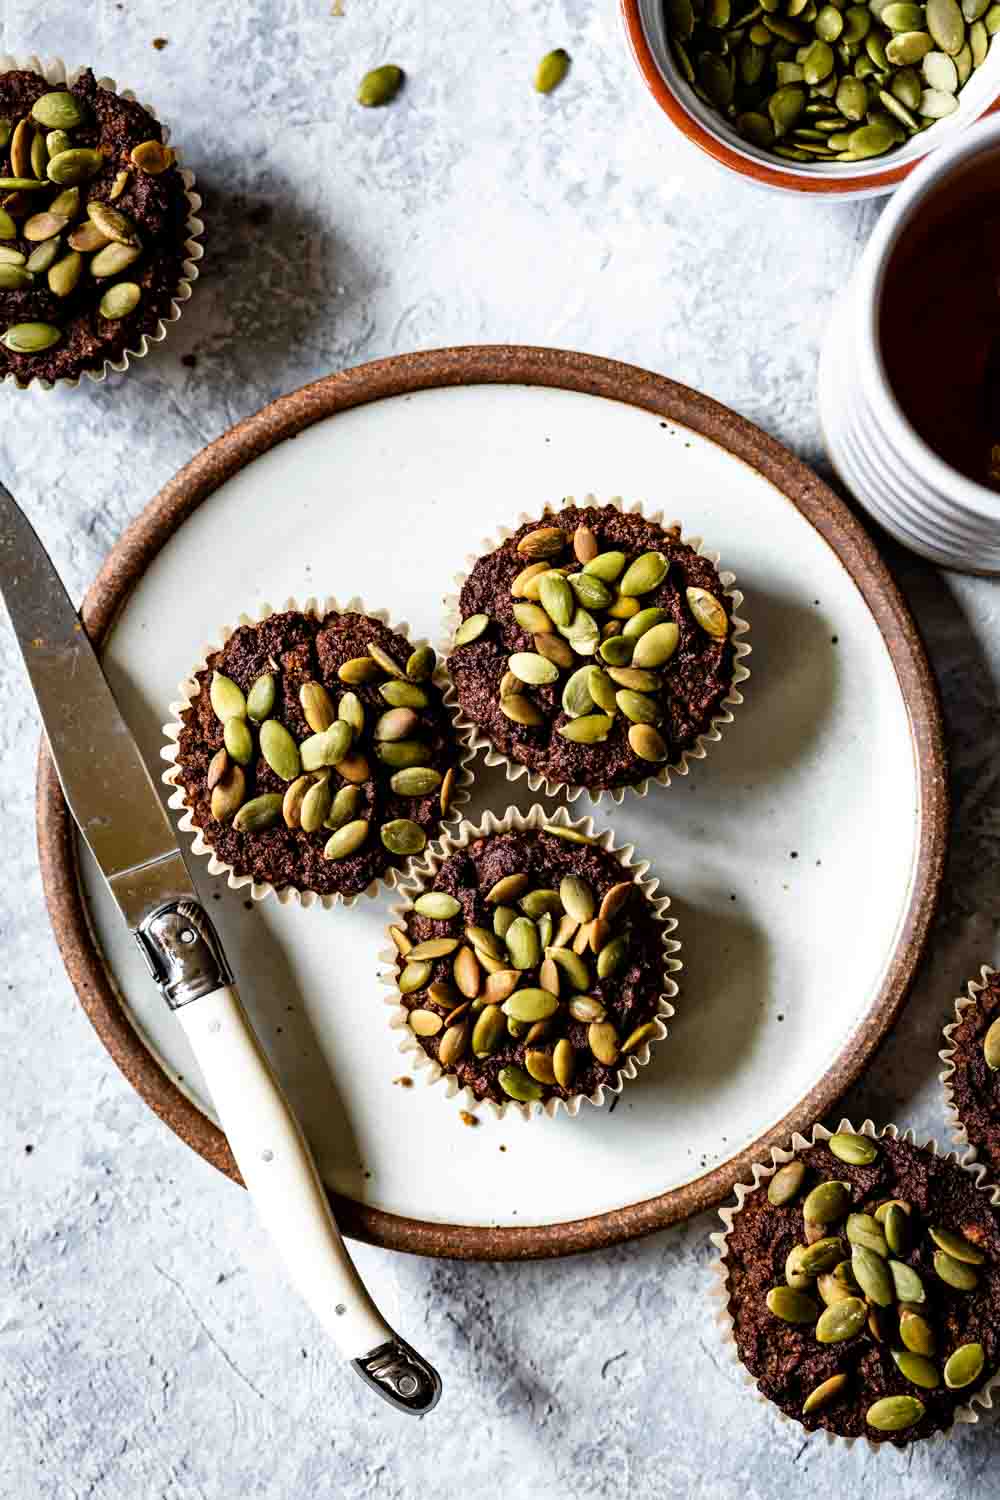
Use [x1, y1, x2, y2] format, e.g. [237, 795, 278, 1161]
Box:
[628, 723, 669, 762]
[326, 784, 363, 830]
[802, 1373, 849, 1415]
[221, 715, 253, 766]
[47, 147, 104, 185]
[232, 793, 283, 833]
[246, 674, 275, 722]
[100, 281, 142, 319]
[339, 656, 380, 685]
[608, 666, 661, 692]
[866, 1395, 925, 1432]
[619, 551, 669, 597]
[437, 1020, 469, 1067]
[900, 1309, 936, 1355]
[0, 319, 61, 353]
[513, 602, 553, 635]
[852, 1244, 893, 1305]
[511, 561, 549, 597]
[281, 774, 312, 829]
[109, 168, 129, 200]
[920, 85, 960, 112]
[0, 263, 31, 290]
[620, 606, 665, 641]
[569, 996, 606, 1023]
[803, 1180, 851, 1224]
[398, 959, 431, 995]
[884, 1201, 911, 1255]
[210, 765, 246, 822]
[587, 1022, 619, 1065]
[206, 747, 229, 791]
[452, 946, 481, 999]
[33, 91, 86, 129]
[535, 47, 572, 93]
[597, 882, 631, 924]
[0, 178, 47, 191]
[518, 526, 565, 559]
[503, 988, 559, 1024]
[482, 968, 517, 1005]
[817, 1272, 854, 1306]
[929, 1225, 986, 1264]
[547, 947, 591, 990]
[944, 1342, 985, 1390]
[766, 1286, 819, 1323]
[408, 1008, 443, 1038]
[572, 525, 599, 564]
[0, 208, 16, 241]
[548, 1037, 574, 1088]
[506, 916, 542, 971]
[927, 0, 967, 48]
[30, 128, 51, 177]
[301, 722, 352, 771]
[984, 1017, 1000, 1069]
[90, 242, 142, 277]
[686, 586, 729, 637]
[539, 571, 574, 627]
[567, 571, 613, 611]
[558, 713, 613, 744]
[599, 635, 634, 667]
[621, 1021, 659, 1054]
[596, 935, 628, 980]
[497, 1064, 545, 1103]
[210, 671, 247, 722]
[784, 1244, 812, 1291]
[500, 694, 545, 727]
[508, 650, 559, 686]
[358, 64, 404, 106]
[560, 664, 595, 718]
[413, 892, 461, 920]
[382, 819, 426, 856]
[472, 1007, 506, 1057]
[884, 1, 926, 26]
[828, 1131, 877, 1165]
[586, 667, 618, 714]
[299, 681, 335, 733]
[799, 1235, 846, 1275]
[768, 1160, 806, 1206]
[485, 873, 530, 905]
[886, 29, 935, 61]
[815, 1296, 867, 1343]
[299, 776, 332, 834]
[580, 550, 624, 585]
[892, 1350, 940, 1389]
[324, 819, 369, 860]
[560, 875, 595, 924]
[889, 1260, 926, 1303]
[543, 824, 596, 845]
[846, 1212, 888, 1256]
[631, 622, 680, 668]
[923, 47, 960, 85]
[521, 1048, 555, 1085]
[466, 924, 505, 960]
[376, 707, 420, 742]
[616, 689, 660, 725]
[520, 888, 562, 918]
[933, 1249, 979, 1290]
[375, 739, 432, 768]
[390, 766, 441, 797]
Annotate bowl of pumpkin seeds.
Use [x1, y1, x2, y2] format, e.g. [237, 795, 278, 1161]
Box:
[622, 0, 1000, 192]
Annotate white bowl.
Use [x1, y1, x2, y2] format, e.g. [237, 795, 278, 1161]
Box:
[819, 111, 1000, 572]
[622, 0, 1000, 200]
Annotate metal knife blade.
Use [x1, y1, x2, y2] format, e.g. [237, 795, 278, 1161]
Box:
[0, 483, 192, 927]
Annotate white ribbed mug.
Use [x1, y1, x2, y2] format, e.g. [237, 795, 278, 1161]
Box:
[819, 113, 1000, 575]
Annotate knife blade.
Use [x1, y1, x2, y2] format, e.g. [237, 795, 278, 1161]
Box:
[0, 484, 440, 1417]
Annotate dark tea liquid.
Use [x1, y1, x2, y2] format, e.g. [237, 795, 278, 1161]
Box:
[879, 158, 1000, 488]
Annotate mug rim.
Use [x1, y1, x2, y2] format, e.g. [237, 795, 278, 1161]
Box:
[860, 112, 1000, 522]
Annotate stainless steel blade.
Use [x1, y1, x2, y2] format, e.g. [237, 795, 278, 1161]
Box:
[0, 483, 192, 926]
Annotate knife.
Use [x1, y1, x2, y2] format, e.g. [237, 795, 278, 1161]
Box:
[0, 485, 441, 1417]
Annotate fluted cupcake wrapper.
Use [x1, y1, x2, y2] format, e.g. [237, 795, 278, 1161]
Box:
[0, 55, 203, 391]
[441, 493, 751, 805]
[160, 595, 476, 910]
[710, 1117, 1000, 1450]
[940, 964, 999, 1175]
[378, 801, 682, 1119]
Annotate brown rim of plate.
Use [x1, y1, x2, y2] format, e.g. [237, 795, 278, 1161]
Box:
[619, 0, 1000, 198]
[35, 344, 947, 1261]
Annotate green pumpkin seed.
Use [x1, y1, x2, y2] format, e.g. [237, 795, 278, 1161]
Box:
[506, 916, 542, 971]
[390, 766, 442, 796]
[846, 1212, 888, 1257]
[599, 635, 634, 666]
[486, 873, 531, 905]
[929, 1226, 986, 1264]
[817, 2, 845, 36]
[768, 1160, 806, 1206]
[817, 1272, 855, 1305]
[568, 572, 612, 610]
[324, 818, 369, 860]
[454, 613, 491, 649]
[0, 246, 24, 265]
[900, 1309, 936, 1355]
[0, 263, 31, 290]
[539, 571, 574, 627]
[90, 242, 142, 277]
[737, 109, 775, 146]
[508, 650, 559, 686]
[48, 186, 81, 221]
[99, 281, 141, 319]
[618, 606, 664, 641]
[494, 906, 518, 940]
[364, 643, 403, 680]
[210, 765, 245, 822]
[892, 1350, 940, 1389]
[412, 891, 460, 920]
[403, 645, 434, 682]
[972, 15, 990, 60]
[471, 1006, 505, 1057]
[556, 877, 592, 925]
[543, 823, 596, 845]
[326, 784, 363, 830]
[923, 47, 960, 85]
[502, 988, 559, 1023]
[920, 85, 960, 112]
[232, 793, 284, 833]
[836, 74, 870, 116]
[944, 1342, 985, 1390]
[616, 689, 660, 725]
[384, 683, 431, 713]
[987, 1, 1000, 29]
[298, 681, 335, 733]
[299, 776, 332, 834]
[0, 207, 15, 240]
[550, 1037, 575, 1088]
[803, 1180, 851, 1224]
[568, 995, 605, 1023]
[802, 1373, 849, 1415]
[47, 147, 104, 185]
[799, 1235, 846, 1275]
[500, 694, 544, 727]
[588, 1021, 619, 1065]
[889, 1259, 926, 1303]
[210, 671, 247, 723]
[46, 129, 71, 158]
[583, 549, 626, 581]
[0, 178, 48, 191]
[497, 1064, 544, 1103]
[223, 716, 254, 765]
[375, 739, 432, 769]
[466, 924, 505, 960]
[358, 64, 404, 106]
[398, 959, 432, 995]
[558, 713, 613, 744]
[766, 1286, 819, 1323]
[927, 0, 967, 49]
[866, 1395, 925, 1432]
[619, 550, 669, 597]
[259, 720, 301, 781]
[546, 946, 591, 990]
[562, 664, 596, 717]
[1, 321, 61, 353]
[596, 934, 628, 980]
[513, 602, 553, 635]
[607, 666, 661, 692]
[535, 47, 571, 93]
[934, 1249, 979, 1289]
[815, 1295, 867, 1343]
[301, 721, 352, 771]
[85, 200, 140, 247]
[887, 29, 935, 61]
[520, 889, 562, 919]
[375, 707, 420, 742]
[32, 92, 85, 129]
[884, 1, 926, 25]
[828, 1131, 878, 1165]
[381, 819, 426, 856]
[784, 1243, 811, 1291]
[583, 667, 615, 715]
[22, 210, 69, 242]
[802, 37, 837, 79]
[245, 674, 275, 722]
[852, 1244, 894, 1305]
[883, 1201, 911, 1255]
[631, 622, 680, 668]
[628, 723, 669, 762]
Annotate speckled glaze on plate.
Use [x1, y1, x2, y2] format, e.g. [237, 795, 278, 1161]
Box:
[34, 346, 946, 1260]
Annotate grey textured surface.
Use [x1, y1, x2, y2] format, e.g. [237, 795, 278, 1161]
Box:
[1, 2, 998, 1495]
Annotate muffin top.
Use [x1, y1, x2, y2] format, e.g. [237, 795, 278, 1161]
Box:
[724, 1131, 1000, 1445]
[947, 971, 1000, 1178]
[0, 68, 190, 384]
[174, 609, 460, 900]
[447, 503, 736, 792]
[390, 827, 669, 1105]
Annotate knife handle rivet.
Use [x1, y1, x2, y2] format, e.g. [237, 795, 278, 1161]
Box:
[180, 928, 196, 944]
[261, 1149, 274, 1162]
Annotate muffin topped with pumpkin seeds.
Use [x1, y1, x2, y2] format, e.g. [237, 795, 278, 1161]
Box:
[171, 609, 463, 900]
[722, 1130, 1000, 1444]
[447, 504, 738, 794]
[0, 67, 190, 383]
[389, 826, 671, 1106]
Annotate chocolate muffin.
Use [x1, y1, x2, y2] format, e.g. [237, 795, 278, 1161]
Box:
[0, 67, 193, 384]
[943, 969, 1000, 1178]
[446, 503, 742, 794]
[171, 609, 463, 901]
[389, 824, 672, 1107]
[722, 1129, 1000, 1445]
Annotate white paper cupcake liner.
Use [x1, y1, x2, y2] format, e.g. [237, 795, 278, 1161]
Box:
[0, 54, 203, 391]
[940, 965, 999, 1171]
[379, 801, 682, 1120]
[441, 494, 751, 805]
[710, 1117, 1000, 1449]
[160, 595, 476, 910]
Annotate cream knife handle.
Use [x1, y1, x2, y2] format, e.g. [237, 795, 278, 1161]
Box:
[134, 899, 441, 1415]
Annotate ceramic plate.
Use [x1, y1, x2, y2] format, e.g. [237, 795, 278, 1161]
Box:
[37, 347, 946, 1259]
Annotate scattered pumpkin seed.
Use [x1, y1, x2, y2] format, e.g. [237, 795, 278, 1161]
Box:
[413, 891, 461, 920]
[944, 1342, 985, 1390]
[768, 1160, 806, 1206]
[358, 64, 404, 106]
[47, 147, 104, 185]
[866, 1395, 925, 1431]
[210, 765, 245, 822]
[766, 1286, 819, 1323]
[829, 1131, 878, 1165]
[232, 793, 283, 833]
[246, 674, 275, 722]
[536, 47, 571, 93]
[804, 1180, 851, 1224]
[98, 281, 140, 319]
[900, 1308, 936, 1355]
[802, 1373, 849, 1415]
[933, 1249, 979, 1290]
[381, 819, 427, 856]
[815, 1295, 867, 1343]
[929, 1225, 986, 1264]
[852, 1244, 894, 1305]
[325, 819, 369, 860]
[32, 92, 86, 129]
